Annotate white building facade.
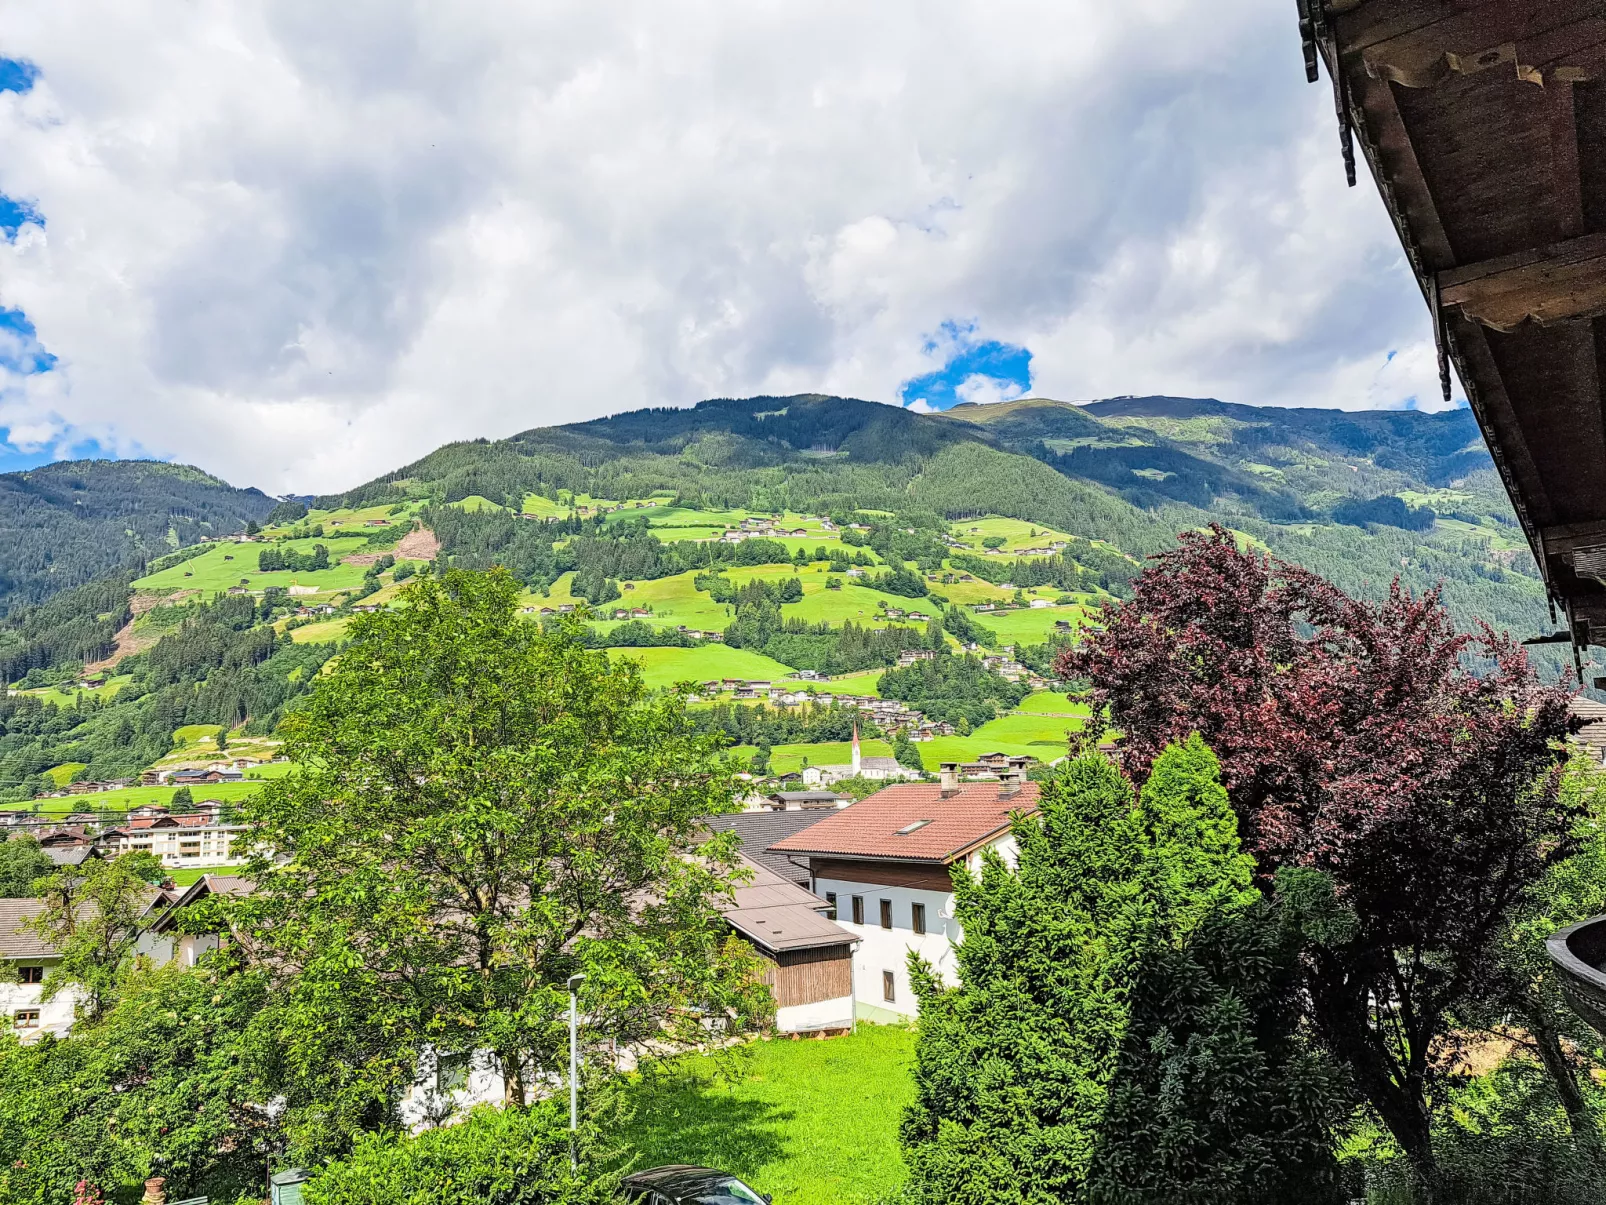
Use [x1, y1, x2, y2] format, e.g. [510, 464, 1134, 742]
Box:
[769, 767, 1036, 1020]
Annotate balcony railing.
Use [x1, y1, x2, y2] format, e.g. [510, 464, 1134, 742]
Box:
[1546, 914, 1606, 1037]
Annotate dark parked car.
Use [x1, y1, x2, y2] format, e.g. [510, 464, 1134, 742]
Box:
[621, 1164, 771, 1204]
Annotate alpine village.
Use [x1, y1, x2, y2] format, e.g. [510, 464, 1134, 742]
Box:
[7, 3, 1606, 1205]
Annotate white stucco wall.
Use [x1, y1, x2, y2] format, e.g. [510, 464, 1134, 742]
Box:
[398, 1047, 508, 1131]
[811, 832, 1019, 1019]
[775, 994, 854, 1033]
[812, 877, 960, 1018]
[2, 975, 79, 1041]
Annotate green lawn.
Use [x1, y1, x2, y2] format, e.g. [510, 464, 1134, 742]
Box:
[948, 515, 1076, 554]
[822, 671, 883, 697]
[607, 646, 798, 691]
[134, 535, 377, 595]
[14, 674, 136, 707]
[728, 738, 898, 775]
[968, 710, 1084, 748]
[980, 603, 1089, 646]
[1017, 690, 1084, 714]
[913, 733, 1052, 770]
[26, 780, 267, 816]
[289, 617, 353, 644]
[615, 1025, 917, 1205]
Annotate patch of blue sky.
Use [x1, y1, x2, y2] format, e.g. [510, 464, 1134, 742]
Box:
[898, 320, 1033, 412]
[0, 309, 56, 374]
[0, 58, 39, 94]
[0, 194, 42, 239]
[0, 433, 126, 476]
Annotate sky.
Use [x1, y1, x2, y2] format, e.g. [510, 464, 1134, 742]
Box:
[0, 3, 1455, 495]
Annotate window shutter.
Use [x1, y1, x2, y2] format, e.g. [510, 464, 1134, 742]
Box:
[879, 899, 892, 929]
[912, 902, 926, 935]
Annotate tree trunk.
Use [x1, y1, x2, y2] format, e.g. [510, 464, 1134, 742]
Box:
[1531, 1017, 1601, 1154]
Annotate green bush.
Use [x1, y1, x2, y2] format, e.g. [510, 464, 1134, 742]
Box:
[305, 1102, 616, 1205]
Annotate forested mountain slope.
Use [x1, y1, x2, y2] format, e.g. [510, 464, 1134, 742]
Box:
[0, 392, 1566, 809]
[0, 460, 274, 613]
[317, 394, 1550, 650]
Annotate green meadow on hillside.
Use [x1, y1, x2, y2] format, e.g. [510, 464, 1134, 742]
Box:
[28, 779, 267, 817]
[133, 535, 374, 595]
[607, 645, 798, 690]
[16, 674, 135, 708]
[1017, 689, 1083, 714]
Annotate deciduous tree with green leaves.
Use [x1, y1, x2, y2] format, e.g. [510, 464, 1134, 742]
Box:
[213, 569, 771, 1157]
[902, 739, 1345, 1205]
[0, 834, 53, 898]
[0, 961, 276, 1205]
[23, 851, 166, 1021]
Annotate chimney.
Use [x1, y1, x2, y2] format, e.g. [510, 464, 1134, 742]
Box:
[999, 767, 1023, 799]
[939, 762, 959, 797]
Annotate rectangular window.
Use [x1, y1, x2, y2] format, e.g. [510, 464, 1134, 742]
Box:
[883, 971, 895, 1002]
[912, 902, 926, 935]
[824, 891, 837, 920]
[879, 899, 892, 930]
[851, 895, 864, 925]
[13, 1010, 39, 1029]
[18, 966, 44, 985]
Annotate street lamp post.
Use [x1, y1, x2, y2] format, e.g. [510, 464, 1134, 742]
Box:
[568, 973, 586, 1169]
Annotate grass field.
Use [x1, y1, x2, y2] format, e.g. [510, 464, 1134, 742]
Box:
[726, 739, 899, 774]
[43, 762, 88, 787]
[822, 671, 883, 697]
[14, 673, 135, 707]
[26, 780, 267, 817]
[546, 566, 906, 636]
[616, 1025, 916, 1205]
[607, 646, 798, 691]
[972, 603, 1088, 646]
[289, 617, 353, 644]
[968, 710, 1084, 748]
[1017, 689, 1082, 714]
[949, 515, 1076, 554]
[914, 734, 1052, 769]
[134, 535, 376, 595]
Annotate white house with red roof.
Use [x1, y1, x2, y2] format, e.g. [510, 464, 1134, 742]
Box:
[98, 813, 246, 867]
[768, 763, 1038, 1019]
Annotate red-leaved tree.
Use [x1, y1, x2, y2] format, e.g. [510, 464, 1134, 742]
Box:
[1057, 525, 1575, 1186]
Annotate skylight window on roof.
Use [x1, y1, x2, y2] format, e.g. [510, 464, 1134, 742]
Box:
[896, 819, 934, 835]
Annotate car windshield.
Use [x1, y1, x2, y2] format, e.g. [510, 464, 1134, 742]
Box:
[685, 1179, 765, 1204]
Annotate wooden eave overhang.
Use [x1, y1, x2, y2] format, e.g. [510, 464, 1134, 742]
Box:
[1303, 0, 1606, 655]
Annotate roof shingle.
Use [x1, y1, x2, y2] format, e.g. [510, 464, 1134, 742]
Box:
[720, 853, 856, 954]
[769, 781, 1039, 864]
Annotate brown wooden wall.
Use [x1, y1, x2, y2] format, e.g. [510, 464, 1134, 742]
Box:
[812, 857, 953, 891]
[760, 943, 853, 1007]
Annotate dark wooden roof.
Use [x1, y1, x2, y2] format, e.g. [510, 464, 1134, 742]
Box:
[1305, 0, 1606, 650]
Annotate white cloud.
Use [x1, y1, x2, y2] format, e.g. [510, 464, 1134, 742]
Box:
[0, 0, 1435, 493]
[903, 397, 938, 415]
[954, 374, 1027, 407]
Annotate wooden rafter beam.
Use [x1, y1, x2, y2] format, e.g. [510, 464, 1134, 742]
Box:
[1438, 232, 1606, 330]
[1341, 1, 1606, 89]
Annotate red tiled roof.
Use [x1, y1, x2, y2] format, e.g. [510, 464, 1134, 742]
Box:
[127, 814, 216, 830]
[769, 781, 1039, 864]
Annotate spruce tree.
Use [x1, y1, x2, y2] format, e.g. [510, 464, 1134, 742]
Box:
[902, 738, 1344, 1205]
